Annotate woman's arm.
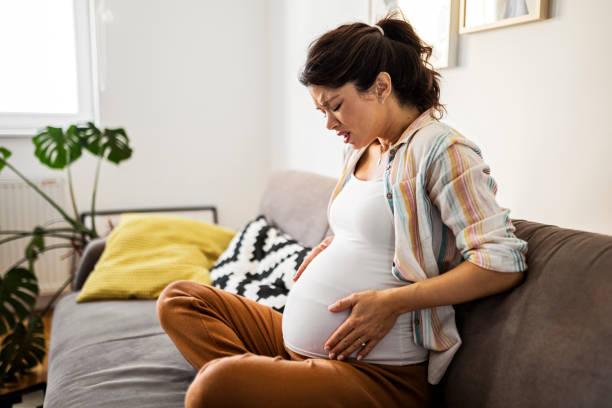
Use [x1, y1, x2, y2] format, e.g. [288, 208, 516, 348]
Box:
[324, 261, 523, 361]
[383, 260, 524, 317]
[325, 134, 528, 361]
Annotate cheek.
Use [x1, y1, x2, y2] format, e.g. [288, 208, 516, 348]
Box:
[349, 110, 373, 135]
[340, 105, 361, 127]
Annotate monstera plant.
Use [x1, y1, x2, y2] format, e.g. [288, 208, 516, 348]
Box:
[0, 122, 132, 383]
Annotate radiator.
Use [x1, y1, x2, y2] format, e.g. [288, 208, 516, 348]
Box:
[0, 178, 72, 295]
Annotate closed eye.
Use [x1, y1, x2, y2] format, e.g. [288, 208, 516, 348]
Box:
[332, 103, 342, 112]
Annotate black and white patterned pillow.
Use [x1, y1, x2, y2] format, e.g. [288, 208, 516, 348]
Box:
[210, 215, 311, 312]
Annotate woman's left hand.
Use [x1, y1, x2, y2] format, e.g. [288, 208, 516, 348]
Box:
[324, 289, 399, 361]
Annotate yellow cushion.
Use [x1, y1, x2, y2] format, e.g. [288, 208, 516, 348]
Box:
[76, 213, 235, 302]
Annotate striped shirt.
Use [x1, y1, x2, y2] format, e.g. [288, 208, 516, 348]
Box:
[327, 108, 528, 384]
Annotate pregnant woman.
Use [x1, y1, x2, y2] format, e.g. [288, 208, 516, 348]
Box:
[157, 12, 528, 408]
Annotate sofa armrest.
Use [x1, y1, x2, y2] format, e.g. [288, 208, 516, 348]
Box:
[73, 237, 107, 291]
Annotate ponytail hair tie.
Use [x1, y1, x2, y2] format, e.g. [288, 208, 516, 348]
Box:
[373, 24, 384, 36]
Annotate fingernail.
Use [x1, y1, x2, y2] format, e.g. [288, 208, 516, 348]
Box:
[357, 355, 363, 360]
[324, 346, 330, 352]
[329, 353, 335, 359]
[337, 355, 344, 361]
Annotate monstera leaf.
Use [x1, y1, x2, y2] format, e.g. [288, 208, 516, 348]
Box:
[0, 268, 39, 335]
[0, 314, 45, 382]
[81, 122, 132, 164]
[0, 147, 11, 172]
[32, 125, 84, 169]
[78, 122, 102, 155]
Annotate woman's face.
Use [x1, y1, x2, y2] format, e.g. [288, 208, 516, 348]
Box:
[309, 83, 381, 150]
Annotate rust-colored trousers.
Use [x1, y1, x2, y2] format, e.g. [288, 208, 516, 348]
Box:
[157, 280, 432, 408]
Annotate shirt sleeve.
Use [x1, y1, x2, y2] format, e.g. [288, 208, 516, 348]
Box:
[426, 135, 528, 273]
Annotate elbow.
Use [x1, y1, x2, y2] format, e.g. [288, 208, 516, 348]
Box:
[470, 261, 526, 295]
[497, 270, 525, 292]
[465, 247, 527, 293]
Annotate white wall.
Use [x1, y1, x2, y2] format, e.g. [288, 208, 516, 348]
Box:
[442, 0, 612, 235]
[2, 0, 269, 230]
[269, 0, 612, 236]
[267, 0, 369, 177]
[3, 0, 611, 236]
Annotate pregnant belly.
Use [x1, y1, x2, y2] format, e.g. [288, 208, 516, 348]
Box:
[281, 240, 424, 364]
[282, 277, 352, 359]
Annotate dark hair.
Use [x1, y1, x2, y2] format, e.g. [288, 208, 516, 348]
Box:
[299, 10, 445, 119]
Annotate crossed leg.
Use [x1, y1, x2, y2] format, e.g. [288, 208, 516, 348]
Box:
[157, 281, 431, 408]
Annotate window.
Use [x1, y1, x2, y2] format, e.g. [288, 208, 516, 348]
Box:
[0, 0, 98, 136]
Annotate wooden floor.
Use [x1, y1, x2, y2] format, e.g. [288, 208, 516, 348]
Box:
[0, 311, 53, 394]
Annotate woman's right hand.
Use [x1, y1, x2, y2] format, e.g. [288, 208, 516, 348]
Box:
[293, 235, 334, 282]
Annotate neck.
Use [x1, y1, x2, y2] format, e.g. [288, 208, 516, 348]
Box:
[376, 103, 421, 152]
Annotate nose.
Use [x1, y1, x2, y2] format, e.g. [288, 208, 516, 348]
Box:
[325, 113, 339, 130]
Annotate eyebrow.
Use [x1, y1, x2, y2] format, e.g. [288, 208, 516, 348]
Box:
[318, 95, 339, 109]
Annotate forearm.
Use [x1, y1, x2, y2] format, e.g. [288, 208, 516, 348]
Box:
[383, 261, 525, 317]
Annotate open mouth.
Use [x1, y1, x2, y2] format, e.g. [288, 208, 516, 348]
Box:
[339, 131, 351, 144]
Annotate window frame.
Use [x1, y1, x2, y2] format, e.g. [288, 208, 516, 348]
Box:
[0, 0, 99, 137]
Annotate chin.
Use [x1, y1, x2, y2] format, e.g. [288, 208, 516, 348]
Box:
[350, 140, 368, 149]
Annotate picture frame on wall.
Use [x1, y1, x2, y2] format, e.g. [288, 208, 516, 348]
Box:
[459, 0, 549, 34]
[369, 0, 459, 69]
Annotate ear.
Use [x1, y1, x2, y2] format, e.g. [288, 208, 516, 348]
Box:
[374, 72, 392, 103]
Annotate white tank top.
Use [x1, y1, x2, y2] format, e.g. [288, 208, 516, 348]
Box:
[282, 172, 428, 365]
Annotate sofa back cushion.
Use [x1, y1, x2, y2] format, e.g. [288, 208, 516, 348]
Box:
[258, 170, 337, 248]
[436, 220, 612, 407]
[258, 171, 612, 406]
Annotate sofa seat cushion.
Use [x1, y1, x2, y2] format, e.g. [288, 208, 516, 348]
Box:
[45, 292, 196, 408]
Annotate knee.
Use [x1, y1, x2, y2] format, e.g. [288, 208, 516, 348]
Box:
[156, 280, 196, 331]
[185, 356, 240, 407]
[185, 355, 259, 408]
[157, 281, 220, 331]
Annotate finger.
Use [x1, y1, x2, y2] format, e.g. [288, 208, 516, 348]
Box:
[356, 338, 379, 361]
[324, 322, 356, 356]
[322, 235, 334, 246]
[337, 336, 368, 361]
[294, 239, 333, 282]
[292, 267, 304, 282]
[328, 293, 357, 312]
[292, 261, 308, 281]
[293, 247, 321, 281]
[329, 329, 361, 359]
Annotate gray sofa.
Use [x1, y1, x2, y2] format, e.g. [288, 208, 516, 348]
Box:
[45, 170, 612, 407]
